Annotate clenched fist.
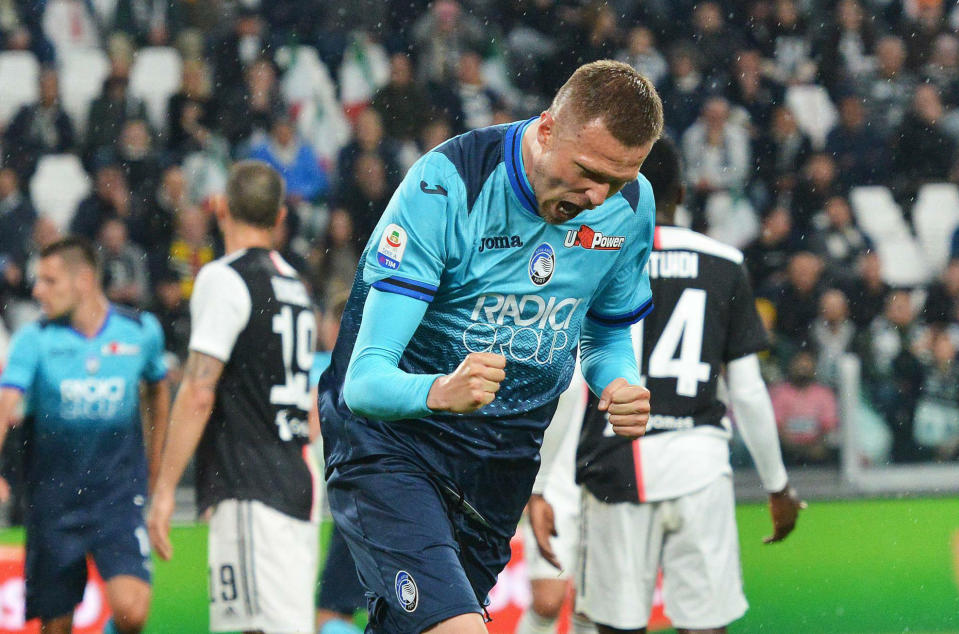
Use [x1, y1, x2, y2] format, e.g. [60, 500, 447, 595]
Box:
[427, 352, 506, 413]
[599, 377, 651, 438]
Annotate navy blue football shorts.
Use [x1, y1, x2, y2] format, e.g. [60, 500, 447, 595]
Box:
[326, 456, 517, 633]
[25, 492, 151, 620]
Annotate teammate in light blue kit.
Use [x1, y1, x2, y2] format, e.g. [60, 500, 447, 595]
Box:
[318, 61, 664, 633]
[0, 237, 168, 634]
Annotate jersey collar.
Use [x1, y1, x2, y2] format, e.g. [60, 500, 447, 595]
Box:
[504, 117, 540, 218]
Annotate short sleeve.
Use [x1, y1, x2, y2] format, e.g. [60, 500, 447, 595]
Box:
[188, 262, 252, 362]
[362, 152, 458, 303]
[586, 179, 655, 327]
[723, 264, 770, 362]
[141, 312, 168, 383]
[0, 324, 40, 392]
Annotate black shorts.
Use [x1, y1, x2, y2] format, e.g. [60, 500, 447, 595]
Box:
[326, 457, 520, 633]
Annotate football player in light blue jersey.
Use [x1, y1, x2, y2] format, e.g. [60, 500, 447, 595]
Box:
[318, 60, 663, 633]
[0, 237, 168, 634]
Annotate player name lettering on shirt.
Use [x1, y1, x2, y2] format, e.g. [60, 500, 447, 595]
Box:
[647, 251, 699, 279]
[270, 277, 311, 307]
[463, 293, 582, 364]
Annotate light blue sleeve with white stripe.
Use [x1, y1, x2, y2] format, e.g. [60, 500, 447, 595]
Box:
[362, 152, 458, 304]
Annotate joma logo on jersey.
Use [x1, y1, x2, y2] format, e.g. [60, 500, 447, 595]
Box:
[477, 235, 523, 252]
[563, 225, 626, 250]
[463, 294, 582, 364]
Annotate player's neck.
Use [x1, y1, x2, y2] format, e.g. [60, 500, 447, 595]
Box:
[520, 119, 541, 211]
[71, 294, 110, 338]
[223, 223, 275, 255]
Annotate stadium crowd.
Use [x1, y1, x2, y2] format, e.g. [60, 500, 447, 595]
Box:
[1, 0, 959, 473]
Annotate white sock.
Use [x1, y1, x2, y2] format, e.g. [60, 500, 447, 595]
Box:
[516, 609, 557, 634]
[572, 613, 598, 634]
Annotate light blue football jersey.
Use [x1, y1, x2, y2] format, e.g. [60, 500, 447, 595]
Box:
[319, 118, 654, 471]
[0, 306, 166, 506]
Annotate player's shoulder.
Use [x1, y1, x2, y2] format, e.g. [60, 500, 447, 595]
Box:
[110, 305, 162, 337]
[196, 251, 249, 287]
[615, 173, 653, 215]
[12, 320, 43, 343]
[429, 122, 513, 211]
[655, 225, 744, 265]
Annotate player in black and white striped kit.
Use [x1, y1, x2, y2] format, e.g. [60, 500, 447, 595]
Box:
[148, 161, 320, 633]
[530, 138, 804, 634]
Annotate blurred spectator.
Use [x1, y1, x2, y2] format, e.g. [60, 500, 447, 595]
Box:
[85, 74, 150, 166]
[167, 59, 218, 159]
[248, 117, 329, 203]
[0, 169, 37, 275]
[922, 258, 959, 326]
[135, 164, 186, 264]
[3, 217, 61, 330]
[311, 209, 358, 305]
[115, 118, 163, 203]
[791, 153, 839, 240]
[825, 94, 888, 188]
[98, 217, 149, 307]
[744, 206, 797, 293]
[912, 329, 959, 461]
[219, 56, 286, 148]
[951, 225, 959, 260]
[70, 164, 138, 241]
[752, 106, 812, 206]
[337, 31, 390, 117]
[149, 267, 190, 387]
[816, 0, 877, 98]
[726, 48, 784, 136]
[411, 0, 487, 86]
[861, 35, 916, 138]
[446, 49, 508, 132]
[898, 0, 948, 72]
[922, 34, 959, 109]
[337, 152, 391, 245]
[768, 0, 816, 84]
[689, 1, 743, 79]
[889, 84, 955, 202]
[808, 196, 872, 285]
[810, 288, 857, 389]
[856, 289, 924, 463]
[769, 350, 840, 466]
[42, 0, 100, 55]
[274, 211, 309, 280]
[167, 206, 215, 300]
[741, 0, 776, 57]
[657, 44, 710, 137]
[844, 251, 891, 329]
[208, 7, 270, 93]
[3, 68, 75, 179]
[617, 27, 667, 86]
[418, 116, 454, 154]
[553, 2, 622, 88]
[336, 109, 402, 197]
[113, 0, 182, 47]
[770, 251, 825, 350]
[370, 53, 431, 144]
[681, 97, 751, 221]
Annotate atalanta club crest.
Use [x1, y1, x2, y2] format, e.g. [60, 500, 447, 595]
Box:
[395, 570, 418, 612]
[528, 243, 555, 286]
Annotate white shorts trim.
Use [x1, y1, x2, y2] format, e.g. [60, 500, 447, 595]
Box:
[208, 499, 319, 633]
[577, 475, 747, 629]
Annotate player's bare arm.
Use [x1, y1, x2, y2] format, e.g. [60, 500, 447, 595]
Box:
[141, 378, 171, 495]
[147, 350, 225, 561]
[426, 352, 507, 413]
[0, 388, 24, 503]
[598, 377, 651, 438]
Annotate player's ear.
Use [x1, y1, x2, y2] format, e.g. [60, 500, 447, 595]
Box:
[538, 111, 554, 148]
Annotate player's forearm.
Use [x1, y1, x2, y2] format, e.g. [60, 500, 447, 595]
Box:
[153, 379, 215, 496]
[0, 388, 23, 456]
[144, 379, 171, 494]
[343, 288, 442, 420]
[578, 319, 641, 396]
[726, 354, 789, 492]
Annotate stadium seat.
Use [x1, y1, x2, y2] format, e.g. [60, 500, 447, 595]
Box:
[29, 154, 91, 230]
[0, 50, 40, 126]
[785, 84, 837, 150]
[874, 236, 931, 286]
[129, 46, 182, 133]
[849, 186, 910, 241]
[704, 191, 759, 249]
[58, 47, 110, 136]
[913, 183, 959, 275]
